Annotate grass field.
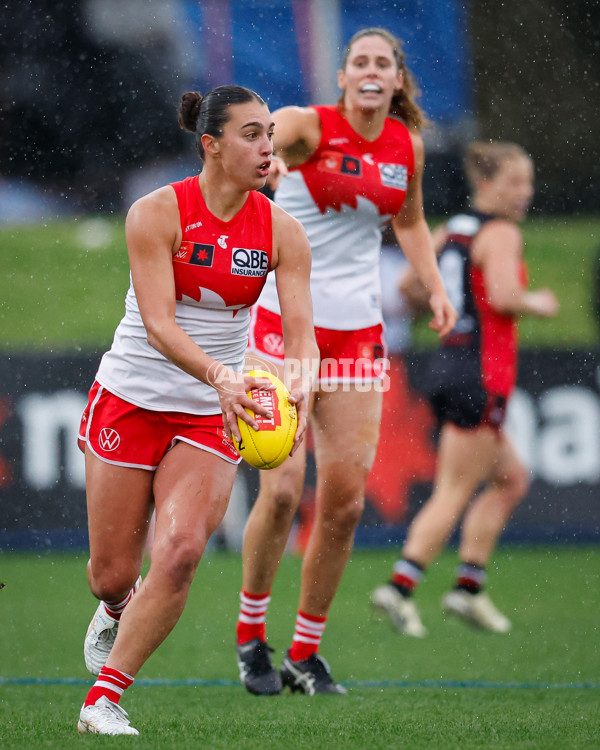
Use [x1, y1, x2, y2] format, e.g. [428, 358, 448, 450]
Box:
[2, 215, 599, 747]
[1, 214, 599, 352]
[1, 547, 599, 748]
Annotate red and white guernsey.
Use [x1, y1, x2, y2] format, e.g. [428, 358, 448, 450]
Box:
[96, 176, 274, 414]
[258, 105, 414, 329]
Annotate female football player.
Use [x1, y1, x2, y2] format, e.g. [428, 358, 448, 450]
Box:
[76, 85, 318, 735]
[371, 141, 558, 636]
[235, 28, 456, 695]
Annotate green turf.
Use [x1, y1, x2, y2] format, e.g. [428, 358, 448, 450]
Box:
[1, 217, 130, 352]
[518, 216, 599, 347]
[2, 685, 598, 749]
[1, 548, 598, 747]
[1, 214, 599, 352]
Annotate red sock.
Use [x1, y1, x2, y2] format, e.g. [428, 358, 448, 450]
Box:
[236, 589, 271, 645]
[103, 581, 138, 620]
[288, 610, 327, 662]
[84, 666, 134, 707]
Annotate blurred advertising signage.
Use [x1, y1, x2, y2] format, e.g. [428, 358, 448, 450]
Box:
[363, 353, 600, 543]
[0, 351, 599, 547]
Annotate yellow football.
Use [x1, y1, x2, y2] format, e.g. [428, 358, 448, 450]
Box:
[233, 370, 298, 470]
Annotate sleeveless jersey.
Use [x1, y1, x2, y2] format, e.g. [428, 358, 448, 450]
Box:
[96, 176, 274, 414]
[258, 105, 415, 329]
[437, 209, 527, 397]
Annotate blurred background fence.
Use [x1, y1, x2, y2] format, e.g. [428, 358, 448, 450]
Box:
[1, 0, 599, 550]
[1, 350, 599, 551]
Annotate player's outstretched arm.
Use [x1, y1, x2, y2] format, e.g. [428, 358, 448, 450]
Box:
[477, 221, 560, 318]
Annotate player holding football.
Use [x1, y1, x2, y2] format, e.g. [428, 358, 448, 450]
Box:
[235, 27, 456, 695]
[371, 142, 558, 636]
[76, 85, 318, 735]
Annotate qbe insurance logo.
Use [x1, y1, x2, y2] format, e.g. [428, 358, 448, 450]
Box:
[379, 163, 408, 190]
[231, 248, 269, 277]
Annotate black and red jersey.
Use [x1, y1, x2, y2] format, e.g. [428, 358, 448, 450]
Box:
[438, 209, 527, 398]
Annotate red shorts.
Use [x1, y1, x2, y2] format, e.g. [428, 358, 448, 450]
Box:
[249, 306, 388, 383]
[78, 382, 241, 470]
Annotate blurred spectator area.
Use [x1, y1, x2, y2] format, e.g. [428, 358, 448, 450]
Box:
[0, 0, 597, 219]
[0, 0, 190, 215]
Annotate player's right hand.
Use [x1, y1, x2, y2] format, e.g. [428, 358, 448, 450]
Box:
[268, 156, 288, 192]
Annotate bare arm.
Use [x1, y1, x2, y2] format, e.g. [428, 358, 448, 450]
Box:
[271, 203, 319, 452]
[398, 266, 431, 317]
[267, 106, 322, 191]
[392, 134, 457, 337]
[475, 220, 559, 317]
[126, 188, 273, 441]
[399, 223, 449, 316]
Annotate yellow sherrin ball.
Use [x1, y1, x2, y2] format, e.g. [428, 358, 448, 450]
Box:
[233, 370, 298, 470]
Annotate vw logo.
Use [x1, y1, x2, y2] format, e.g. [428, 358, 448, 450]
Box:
[99, 428, 120, 452]
[263, 333, 284, 357]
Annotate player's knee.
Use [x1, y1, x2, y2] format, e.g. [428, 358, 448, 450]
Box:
[88, 558, 139, 602]
[502, 464, 530, 509]
[273, 488, 302, 525]
[259, 481, 302, 525]
[154, 532, 204, 589]
[337, 497, 365, 533]
[322, 492, 365, 538]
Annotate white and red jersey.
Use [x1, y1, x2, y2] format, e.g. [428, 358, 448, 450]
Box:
[258, 105, 414, 329]
[96, 176, 274, 414]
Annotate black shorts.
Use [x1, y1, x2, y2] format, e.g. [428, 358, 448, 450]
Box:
[423, 348, 507, 430]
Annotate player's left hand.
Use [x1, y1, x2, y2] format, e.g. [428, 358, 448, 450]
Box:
[429, 291, 458, 338]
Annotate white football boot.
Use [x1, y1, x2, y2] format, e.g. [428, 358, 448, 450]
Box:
[84, 576, 141, 675]
[77, 696, 139, 735]
[370, 584, 428, 637]
[441, 589, 511, 633]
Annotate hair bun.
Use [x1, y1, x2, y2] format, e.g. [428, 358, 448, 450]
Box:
[178, 91, 203, 133]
